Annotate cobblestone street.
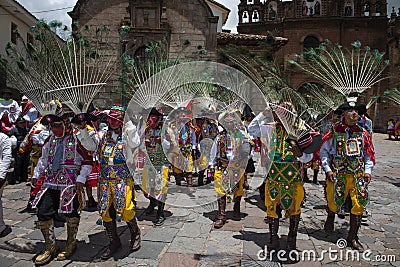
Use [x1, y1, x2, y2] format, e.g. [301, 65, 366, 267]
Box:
[0, 133, 399, 267]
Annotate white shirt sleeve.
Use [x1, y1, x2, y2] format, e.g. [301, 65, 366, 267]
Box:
[320, 138, 334, 173]
[0, 134, 12, 179]
[75, 128, 98, 152]
[76, 164, 92, 184]
[208, 136, 219, 168]
[125, 121, 140, 149]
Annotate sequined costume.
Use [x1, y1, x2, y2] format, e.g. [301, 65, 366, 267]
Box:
[321, 101, 375, 253]
[98, 105, 141, 260]
[248, 112, 313, 251]
[321, 119, 375, 215]
[209, 110, 250, 228]
[32, 112, 95, 264]
[98, 126, 138, 222]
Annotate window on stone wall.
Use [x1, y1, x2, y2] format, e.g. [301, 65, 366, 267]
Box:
[242, 11, 250, 23]
[314, 1, 321, 15]
[344, 0, 354, 16]
[268, 2, 278, 20]
[363, 2, 370, 16]
[247, 0, 254, 5]
[252, 10, 260, 22]
[303, 36, 320, 61]
[375, 1, 382, 16]
[11, 22, 18, 44]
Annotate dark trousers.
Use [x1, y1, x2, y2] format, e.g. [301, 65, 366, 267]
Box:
[37, 189, 80, 221]
[13, 150, 29, 182]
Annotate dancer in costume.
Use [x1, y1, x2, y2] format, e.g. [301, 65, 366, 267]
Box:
[71, 111, 103, 209]
[209, 110, 250, 228]
[321, 99, 375, 252]
[195, 115, 218, 186]
[166, 107, 197, 192]
[98, 104, 141, 260]
[141, 108, 170, 226]
[248, 108, 319, 252]
[31, 107, 95, 265]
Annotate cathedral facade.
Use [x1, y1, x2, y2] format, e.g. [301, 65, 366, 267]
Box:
[237, 0, 398, 131]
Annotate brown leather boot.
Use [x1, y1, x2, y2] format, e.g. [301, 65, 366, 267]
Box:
[233, 196, 241, 219]
[127, 218, 141, 251]
[57, 217, 80, 260]
[35, 220, 58, 265]
[175, 174, 182, 186]
[154, 201, 166, 226]
[101, 221, 121, 260]
[347, 214, 364, 252]
[324, 209, 335, 232]
[286, 214, 300, 251]
[186, 174, 194, 193]
[214, 195, 227, 228]
[144, 197, 156, 215]
[268, 217, 280, 252]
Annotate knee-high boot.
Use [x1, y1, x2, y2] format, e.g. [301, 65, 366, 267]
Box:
[144, 197, 156, 215]
[214, 195, 227, 228]
[175, 174, 182, 186]
[324, 209, 335, 232]
[101, 221, 121, 260]
[286, 214, 300, 251]
[186, 174, 194, 192]
[154, 201, 166, 226]
[35, 220, 57, 265]
[233, 196, 241, 219]
[127, 218, 141, 251]
[268, 217, 280, 251]
[347, 214, 364, 252]
[198, 170, 205, 186]
[57, 217, 80, 260]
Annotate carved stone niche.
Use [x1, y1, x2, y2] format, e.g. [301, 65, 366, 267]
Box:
[126, 0, 170, 59]
[129, 0, 164, 29]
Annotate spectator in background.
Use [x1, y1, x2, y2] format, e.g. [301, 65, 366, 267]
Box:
[0, 132, 12, 237]
[0, 88, 20, 133]
[20, 96, 38, 127]
[387, 119, 395, 140]
[8, 117, 29, 184]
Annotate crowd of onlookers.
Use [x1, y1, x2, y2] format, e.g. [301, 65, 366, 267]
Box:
[387, 118, 400, 140]
[0, 89, 39, 185]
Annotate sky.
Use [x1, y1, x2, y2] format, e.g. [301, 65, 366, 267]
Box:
[16, 0, 400, 34]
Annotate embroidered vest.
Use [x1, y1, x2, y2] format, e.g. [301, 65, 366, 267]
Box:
[332, 131, 364, 175]
[43, 135, 80, 189]
[99, 132, 131, 180]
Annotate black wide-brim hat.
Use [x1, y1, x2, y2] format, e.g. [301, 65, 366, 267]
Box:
[71, 112, 98, 123]
[336, 102, 367, 116]
[297, 132, 322, 154]
[140, 107, 163, 117]
[40, 114, 64, 125]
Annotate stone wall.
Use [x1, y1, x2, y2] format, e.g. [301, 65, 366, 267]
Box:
[69, 0, 218, 109]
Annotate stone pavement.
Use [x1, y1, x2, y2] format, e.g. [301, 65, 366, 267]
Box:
[0, 133, 399, 267]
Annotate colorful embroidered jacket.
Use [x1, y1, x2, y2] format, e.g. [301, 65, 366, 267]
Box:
[320, 120, 375, 176]
[247, 113, 313, 182]
[33, 133, 93, 189]
[99, 121, 140, 181]
[209, 129, 250, 170]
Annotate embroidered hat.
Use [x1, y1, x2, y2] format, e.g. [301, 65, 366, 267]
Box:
[296, 132, 322, 154]
[71, 112, 98, 123]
